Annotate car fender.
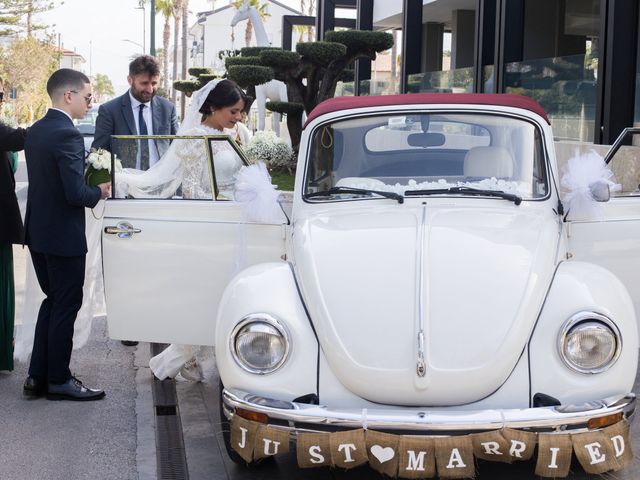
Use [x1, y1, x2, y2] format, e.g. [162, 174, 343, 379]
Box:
[529, 261, 638, 405]
[215, 262, 318, 401]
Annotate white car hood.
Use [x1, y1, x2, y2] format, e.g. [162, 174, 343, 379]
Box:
[293, 202, 560, 406]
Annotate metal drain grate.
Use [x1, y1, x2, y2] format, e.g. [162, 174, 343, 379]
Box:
[151, 343, 189, 480]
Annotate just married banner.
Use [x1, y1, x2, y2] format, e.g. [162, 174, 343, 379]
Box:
[230, 416, 632, 477]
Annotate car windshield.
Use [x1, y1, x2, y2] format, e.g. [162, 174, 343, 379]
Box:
[304, 112, 548, 201]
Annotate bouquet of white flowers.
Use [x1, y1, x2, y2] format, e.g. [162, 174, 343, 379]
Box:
[243, 130, 294, 171]
[85, 148, 122, 187]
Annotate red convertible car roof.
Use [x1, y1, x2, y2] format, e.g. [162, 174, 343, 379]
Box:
[305, 93, 550, 126]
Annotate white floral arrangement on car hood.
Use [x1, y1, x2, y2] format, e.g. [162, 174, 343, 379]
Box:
[243, 130, 293, 170]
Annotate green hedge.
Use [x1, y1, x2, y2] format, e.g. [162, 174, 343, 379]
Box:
[225, 56, 263, 68]
[325, 30, 394, 56]
[198, 74, 218, 87]
[266, 101, 305, 115]
[188, 67, 212, 77]
[227, 65, 274, 89]
[296, 41, 347, 65]
[172, 80, 201, 96]
[240, 46, 281, 57]
[260, 49, 301, 69]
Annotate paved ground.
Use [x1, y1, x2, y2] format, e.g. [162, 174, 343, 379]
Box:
[0, 318, 140, 480]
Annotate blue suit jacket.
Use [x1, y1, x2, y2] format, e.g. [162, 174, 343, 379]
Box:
[92, 92, 178, 164]
[25, 109, 101, 256]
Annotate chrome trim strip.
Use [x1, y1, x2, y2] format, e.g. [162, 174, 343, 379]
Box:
[223, 388, 635, 433]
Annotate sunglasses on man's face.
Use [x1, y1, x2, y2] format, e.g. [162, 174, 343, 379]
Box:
[69, 90, 92, 106]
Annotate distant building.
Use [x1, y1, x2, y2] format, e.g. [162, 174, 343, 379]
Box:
[311, 0, 638, 146]
[189, 0, 301, 75]
[56, 46, 86, 71]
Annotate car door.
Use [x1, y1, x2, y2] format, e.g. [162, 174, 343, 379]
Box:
[102, 136, 287, 345]
[566, 139, 640, 321]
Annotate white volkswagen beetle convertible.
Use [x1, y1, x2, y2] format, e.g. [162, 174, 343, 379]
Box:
[102, 94, 638, 467]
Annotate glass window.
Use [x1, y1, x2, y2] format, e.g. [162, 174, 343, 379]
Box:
[111, 136, 246, 200]
[505, 0, 601, 142]
[305, 112, 548, 201]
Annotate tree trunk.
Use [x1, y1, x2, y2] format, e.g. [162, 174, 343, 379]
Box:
[163, 16, 171, 92]
[171, 1, 182, 104]
[245, 20, 253, 47]
[181, 0, 189, 119]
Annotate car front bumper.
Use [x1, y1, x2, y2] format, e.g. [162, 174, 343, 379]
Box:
[222, 388, 635, 435]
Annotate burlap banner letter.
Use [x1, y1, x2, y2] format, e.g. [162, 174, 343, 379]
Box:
[297, 432, 332, 468]
[572, 420, 633, 474]
[330, 429, 368, 469]
[397, 435, 436, 479]
[230, 416, 259, 463]
[535, 433, 572, 478]
[471, 430, 511, 463]
[603, 420, 633, 471]
[366, 430, 401, 477]
[434, 436, 475, 479]
[501, 428, 537, 461]
[253, 425, 290, 460]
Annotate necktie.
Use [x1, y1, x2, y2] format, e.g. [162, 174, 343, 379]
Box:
[138, 103, 150, 170]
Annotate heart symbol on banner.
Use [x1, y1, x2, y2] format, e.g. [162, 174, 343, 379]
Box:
[370, 445, 395, 464]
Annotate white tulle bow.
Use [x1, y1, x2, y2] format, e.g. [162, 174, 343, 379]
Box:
[234, 162, 283, 223]
[561, 149, 619, 220]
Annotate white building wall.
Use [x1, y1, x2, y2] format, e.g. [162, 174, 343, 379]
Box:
[191, 2, 301, 75]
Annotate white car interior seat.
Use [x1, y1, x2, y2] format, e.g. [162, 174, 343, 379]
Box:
[463, 146, 514, 178]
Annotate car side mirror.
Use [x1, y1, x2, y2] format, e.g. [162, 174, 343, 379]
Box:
[590, 180, 611, 202]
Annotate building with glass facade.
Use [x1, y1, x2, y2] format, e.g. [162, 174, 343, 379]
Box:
[305, 0, 638, 147]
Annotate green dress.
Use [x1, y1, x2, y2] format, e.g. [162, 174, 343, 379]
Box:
[0, 243, 14, 370]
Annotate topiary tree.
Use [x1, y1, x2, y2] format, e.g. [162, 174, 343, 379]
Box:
[173, 67, 219, 97]
[227, 29, 394, 152]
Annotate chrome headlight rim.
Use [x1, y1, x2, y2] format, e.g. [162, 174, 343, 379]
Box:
[230, 313, 291, 375]
[558, 311, 622, 374]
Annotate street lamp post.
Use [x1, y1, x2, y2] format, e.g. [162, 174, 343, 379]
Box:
[122, 39, 145, 54]
[150, 0, 156, 56]
[136, 2, 146, 54]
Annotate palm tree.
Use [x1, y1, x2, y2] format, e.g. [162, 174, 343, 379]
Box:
[180, 0, 189, 117]
[93, 73, 115, 103]
[155, 0, 173, 93]
[231, 0, 270, 47]
[171, 0, 182, 104]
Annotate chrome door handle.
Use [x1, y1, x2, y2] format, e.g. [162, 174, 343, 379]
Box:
[104, 221, 141, 238]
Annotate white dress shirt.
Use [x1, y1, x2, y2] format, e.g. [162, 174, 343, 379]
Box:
[129, 92, 160, 168]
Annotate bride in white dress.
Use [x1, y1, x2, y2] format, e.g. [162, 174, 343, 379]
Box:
[131, 79, 251, 381]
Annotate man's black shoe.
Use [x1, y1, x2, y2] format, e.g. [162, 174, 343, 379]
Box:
[46, 377, 106, 401]
[23, 376, 46, 398]
[121, 340, 139, 346]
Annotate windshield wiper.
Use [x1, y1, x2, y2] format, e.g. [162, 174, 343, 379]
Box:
[305, 186, 404, 204]
[405, 186, 522, 205]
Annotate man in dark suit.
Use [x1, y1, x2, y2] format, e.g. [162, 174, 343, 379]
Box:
[92, 55, 178, 170]
[92, 54, 177, 347]
[23, 69, 110, 401]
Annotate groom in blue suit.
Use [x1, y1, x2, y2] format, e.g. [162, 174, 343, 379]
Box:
[92, 55, 178, 170]
[24, 69, 111, 401]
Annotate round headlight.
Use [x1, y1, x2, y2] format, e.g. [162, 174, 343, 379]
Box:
[559, 312, 621, 373]
[231, 314, 290, 374]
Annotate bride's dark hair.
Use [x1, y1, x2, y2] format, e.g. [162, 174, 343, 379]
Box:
[199, 79, 247, 121]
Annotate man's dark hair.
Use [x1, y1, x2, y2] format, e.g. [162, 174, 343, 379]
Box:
[46, 69, 90, 97]
[129, 55, 161, 77]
